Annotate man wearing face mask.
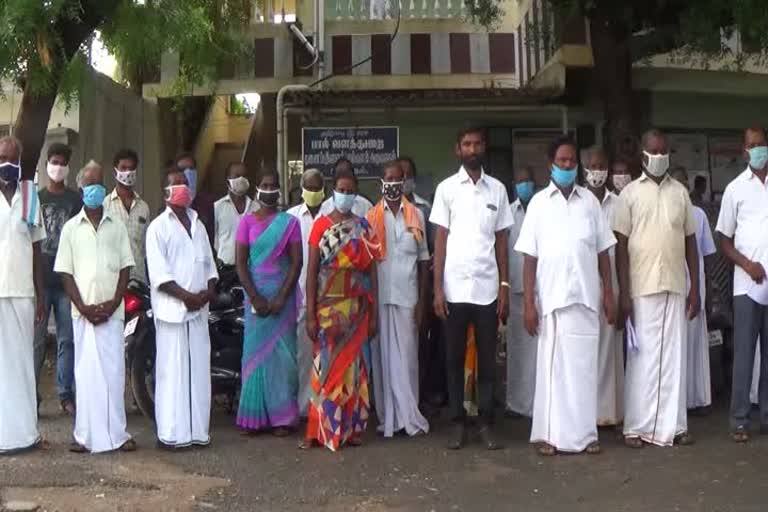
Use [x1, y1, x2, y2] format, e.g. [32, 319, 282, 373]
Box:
[504, 165, 537, 418]
[214, 162, 258, 266]
[430, 126, 514, 450]
[146, 168, 218, 449]
[176, 152, 216, 248]
[716, 126, 768, 443]
[516, 137, 616, 456]
[0, 136, 46, 454]
[366, 161, 430, 438]
[104, 149, 151, 284]
[319, 158, 374, 217]
[34, 143, 81, 415]
[55, 164, 136, 453]
[287, 168, 326, 418]
[583, 147, 624, 428]
[611, 155, 633, 194]
[614, 129, 700, 449]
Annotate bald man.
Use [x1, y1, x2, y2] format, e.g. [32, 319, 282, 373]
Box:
[55, 163, 137, 453]
[0, 136, 46, 453]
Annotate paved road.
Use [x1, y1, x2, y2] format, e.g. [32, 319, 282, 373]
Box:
[2, 389, 768, 512]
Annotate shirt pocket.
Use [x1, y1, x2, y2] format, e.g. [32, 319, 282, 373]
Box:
[572, 216, 596, 248]
[664, 197, 685, 230]
[396, 230, 419, 256]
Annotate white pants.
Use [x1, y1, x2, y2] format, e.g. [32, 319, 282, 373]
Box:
[506, 293, 537, 417]
[372, 304, 429, 438]
[530, 304, 599, 452]
[597, 304, 624, 426]
[624, 293, 687, 446]
[296, 308, 313, 418]
[155, 316, 211, 447]
[0, 298, 40, 452]
[686, 312, 711, 409]
[73, 316, 131, 453]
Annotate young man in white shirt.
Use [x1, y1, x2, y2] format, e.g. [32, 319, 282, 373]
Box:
[319, 158, 373, 217]
[716, 126, 768, 443]
[56, 164, 136, 453]
[583, 147, 624, 428]
[505, 165, 537, 418]
[430, 126, 514, 450]
[287, 168, 326, 418]
[516, 137, 616, 456]
[146, 168, 219, 449]
[0, 136, 46, 454]
[214, 162, 258, 266]
[366, 161, 430, 438]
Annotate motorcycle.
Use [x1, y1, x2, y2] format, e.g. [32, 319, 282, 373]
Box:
[123, 265, 245, 420]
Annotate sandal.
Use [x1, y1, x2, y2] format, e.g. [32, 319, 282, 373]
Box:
[585, 442, 601, 455]
[119, 439, 137, 452]
[69, 442, 87, 454]
[347, 436, 363, 447]
[624, 436, 644, 449]
[298, 438, 319, 450]
[674, 432, 695, 446]
[537, 443, 556, 456]
[733, 427, 750, 443]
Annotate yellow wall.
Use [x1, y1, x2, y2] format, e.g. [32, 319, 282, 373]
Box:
[193, 96, 253, 186]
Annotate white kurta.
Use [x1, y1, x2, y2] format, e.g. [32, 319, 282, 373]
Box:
[155, 315, 212, 446]
[530, 304, 599, 452]
[624, 292, 688, 446]
[73, 317, 131, 453]
[0, 298, 40, 453]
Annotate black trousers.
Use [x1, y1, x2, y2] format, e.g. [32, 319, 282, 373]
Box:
[444, 301, 498, 424]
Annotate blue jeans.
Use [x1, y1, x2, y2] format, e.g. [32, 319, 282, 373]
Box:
[33, 286, 75, 402]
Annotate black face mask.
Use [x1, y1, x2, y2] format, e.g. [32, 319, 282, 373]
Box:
[0, 162, 20, 184]
[256, 188, 280, 206]
[381, 180, 403, 201]
[461, 155, 484, 171]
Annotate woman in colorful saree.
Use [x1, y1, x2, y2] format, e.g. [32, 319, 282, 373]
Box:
[235, 170, 302, 436]
[301, 172, 380, 451]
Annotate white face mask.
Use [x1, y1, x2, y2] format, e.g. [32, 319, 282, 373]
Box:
[46, 162, 70, 183]
[228, 176, 250, 196]
[642, 151, 670, 177]
[584, 168, 608, 188]
[612, 174, 632, 192]
[115, 168, 137, 187]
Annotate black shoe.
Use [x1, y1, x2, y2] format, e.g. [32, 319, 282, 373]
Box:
[478, 424, 502, 451]
[446, 423, 466, 450]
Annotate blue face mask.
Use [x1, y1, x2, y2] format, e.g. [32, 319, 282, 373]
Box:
[551, 165, 578, 188]
[333, 190, 356, 213]
[748, 146, 768, 171]
[82, 184, 106, 209]
[0, 161, 21, 184]
[515, 181, 535, 203]
[183, 168, 197, 200]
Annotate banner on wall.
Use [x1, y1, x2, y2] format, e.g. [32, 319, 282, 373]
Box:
[302, 126, 399, 178]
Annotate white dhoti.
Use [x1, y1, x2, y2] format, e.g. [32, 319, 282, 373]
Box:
[0, 298, 40, 453]
[296, 308, 313, 418]
[624, 292, 687, 447]
[73, 316, 131, 453]
[597, 305, 624, 426]
[372, 304, 429, 438]
[686, 312, 711, 409]
[506, 293, 537, 417]
[530, 304, 599, 452]
[155, 315, 211, 447]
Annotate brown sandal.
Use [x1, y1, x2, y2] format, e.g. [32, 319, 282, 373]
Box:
[537, 443, 556, 456]
[119, 439, 137, 452]
[69, 442, 87, 453]
[624, 436, 644, 449]
[585, 442, 601, 455]
[733, 428, 750, 444]
[674, 432, 694, 446]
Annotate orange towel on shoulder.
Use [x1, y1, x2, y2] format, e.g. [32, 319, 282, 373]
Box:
[365, 197, 424, 260]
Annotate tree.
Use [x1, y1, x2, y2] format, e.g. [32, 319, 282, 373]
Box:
[470, 0, 768, 155]
[0, 0, 251, 179]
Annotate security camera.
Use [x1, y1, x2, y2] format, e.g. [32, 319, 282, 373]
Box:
[288, 22, 318, 62]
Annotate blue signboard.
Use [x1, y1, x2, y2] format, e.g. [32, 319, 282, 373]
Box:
[302, 126, 399, 178]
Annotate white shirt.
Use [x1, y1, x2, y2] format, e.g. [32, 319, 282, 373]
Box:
[146, 207, 219, 323]
[716, 167, 768, 296]
[687, 206, 716, 308]
[287, 202, 320, 307]
[214, 194, 258, 265]
[600, 191, 620, 292]
[319, 194, 373, 218]
[515, 183, 616, 317]
[377, 202, 430, 307]
[507, 199, 527, 294]
[0, 187, 46, 298]
[430, 167, 514, 305]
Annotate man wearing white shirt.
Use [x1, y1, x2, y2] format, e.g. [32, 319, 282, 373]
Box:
[583, 147, 624, 427]
[146, 169, 219, 449]
[716, 126, 768, 443]
[287, 168, 325, 417]
[505, 165, 536, 418]
[671, 167, 717, 413]
[214, 162, 258, 265]
[430, 126, 513, 450]
[516, 137, 616, 456]
[319, 158, 373, 217]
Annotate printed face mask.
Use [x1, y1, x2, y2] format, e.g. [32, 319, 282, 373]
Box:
[115, 168, 137, 187]
[612, 174, 632, 192]
[643, 151, 670, 177]
[228, 177, 250, 196]
[381, 180, 403, 201]
[584, 168, 608, 188]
